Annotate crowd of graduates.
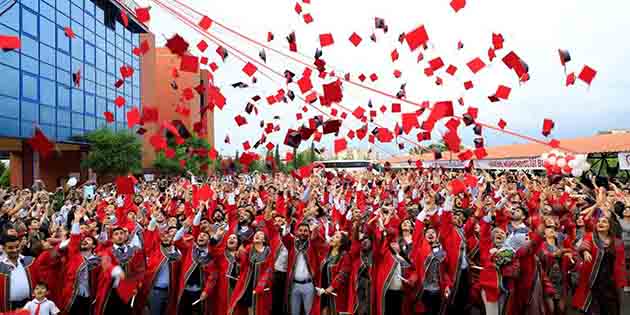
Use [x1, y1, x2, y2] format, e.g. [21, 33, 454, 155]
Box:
[0, 167, 628, 315]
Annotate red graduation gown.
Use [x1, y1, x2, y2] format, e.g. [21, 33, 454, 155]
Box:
[228, 245, 275, 315]
[93, 245, 145, 315]
[347, 241, 375, 315]
[0, 255, 47, 312]
[173, 239, 216, 315]
[57, 234, 101, 314]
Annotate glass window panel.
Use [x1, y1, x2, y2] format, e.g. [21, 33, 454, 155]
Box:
[56, 51, 70, 70]
[40, 106, 56, 125]
[21, 55, 39, 75]
[85, 93, 95, 114]
[83, 29, 94, 44]
[0, 3, 19, 30]
[0, 117, 20, 137]
[57, 127, 71, 140]
[57, 27, 70, 52]
[20, 123, 35, 138]
[21, 100, 39, 122]
[39, 17, 55, 47]
[40, 78, 55, 106]
[57, 69, 71, 85]
[107, 88, 115, 101]
[20, 35, 38, 58]
[0, 95, 19, 119]
[0, 64, 19, 97]
[71, 37, 83, 60]
[21, 8, 39, 38]
[72, 0, 83, 8]
[84, 79, 95, 94]
[40, 44, 55, 65]
[95, 5, 103, 22]
[22, 0, 38, 12]
[107, 73, 115, 87]
[57, 110, 71, 126]
[41, 2, 55, 18]
[96, 83, 106, 97]
[22, 73, 38, 100]
[85, 0, 94, 15]
[95, 22, 105, 40]
[95, 33, 105, 49]
[96, 96, 106, 114]
[57, 84, 71, 108]
[106, 54, 115, 74]
[40, 62, 55, 80]
[71, 88, 84, 112]
[40, 125, 56, 140]
[84, 64, 95, 81]
[71, 20, 83, 38]
[71, 4, 82, 23]
[106, 27, 115, 43]
[72, 113, 84, 129]
[84, 14, 94, 33]
[56, 11, 69, 28]
[85, 43, 95, 64]
[85, 115, 95, 130]
[56, 0, 70, 15]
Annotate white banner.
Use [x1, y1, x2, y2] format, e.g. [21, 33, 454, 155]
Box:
[474, 158, 545, 170]
[619, 152, 630, 170]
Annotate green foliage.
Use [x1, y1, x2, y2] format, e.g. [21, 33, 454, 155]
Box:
[81, 128, 142, 176]
[153, 136, 214, 176]
[0, 163, 9, 187]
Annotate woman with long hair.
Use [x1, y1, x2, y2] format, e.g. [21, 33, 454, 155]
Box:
[319, 230, 351, 315]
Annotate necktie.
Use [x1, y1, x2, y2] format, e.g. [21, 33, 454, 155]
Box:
[34, 301, 41, 315]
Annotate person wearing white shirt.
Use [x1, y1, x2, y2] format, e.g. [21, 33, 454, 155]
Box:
[23, 283, 60, 315]
[0, 234, 39, 311]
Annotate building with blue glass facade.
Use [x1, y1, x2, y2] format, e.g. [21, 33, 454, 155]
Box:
[0, 0, 149, 187]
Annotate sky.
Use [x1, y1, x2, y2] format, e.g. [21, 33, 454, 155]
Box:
[137, 0, 630, 158]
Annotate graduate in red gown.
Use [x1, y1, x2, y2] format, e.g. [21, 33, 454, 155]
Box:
[318, 230, 351, 315]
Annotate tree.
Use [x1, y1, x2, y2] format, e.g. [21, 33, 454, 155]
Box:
[0, 162, 9, 187]
[153, 136, 214, 176]
[81, 128, 142, 177]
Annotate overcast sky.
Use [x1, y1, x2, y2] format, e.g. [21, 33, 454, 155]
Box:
[139, 0, 630, 157]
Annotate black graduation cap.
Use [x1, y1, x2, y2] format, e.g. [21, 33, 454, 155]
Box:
[370, 33, 376, 42]
[273, 115, 281, 120]
[170, 80, 178, 90]
[375, 17, 386, 29]
[474, 137, 484, 148]
[558, 49, 571, 66]
[217, 46, 228, 60]
[299, 126, 315, 140]
[398, 143, 405, 150]
[314, 48, 323, 59]
[396, 83, 407, 99]
[232, 82, 249, 88]
[473, 124, 482, 136]
[322, 119, 342, 134]
[245, 102, 254, 114]
[259, 120, 265, 128]
[371, 127, 379, 136]
[252, 77, 257, 84]
[253, 139, 263, 149]
[136, 127, 147, 135]
[287, 90, 295, 101]
[284, 130, 302, 148]
[284, 70, 295, 83]
[398, 33, 406, 44]
[252, 95, 261, 102]
[313, 115, 324, 127]
[462, 113, 474, 126]
[367, 99, 373, 108]
[259, 49, 267, 63]
[433, 150, 442, 160]
[286, 31, 296, 44]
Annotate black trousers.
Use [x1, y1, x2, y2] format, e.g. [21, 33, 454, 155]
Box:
[104, 292, 131, 315]
[447, 268, 471, 315]
[385, 290, 403, 315]
[70, 296, 92, 315]
[272, 271, 288, 315]
[422, 290, 442, 315]
[9, 299, 28, 311]
[179, 290, 202, 315]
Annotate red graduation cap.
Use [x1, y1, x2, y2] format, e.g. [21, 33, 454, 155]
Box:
[196, 40, 208, 52]
[488, 47, 496, 61]
[417, 131, 431, 141]
[492, 33, 504, 50]
[347, 130, 355, 139]
[542, 118, 554, 137]
[267, 31, 274, 42]
[391, 49, 399, 62]
[28, 128, 54, 158]
[234, 115, 247, 126]
[358, 73, 366, 82]
[445, 118, 460, 131]
[126, 107, 140, 128]
[443, 130, 461, 152]
[405, 24, 429, 51]
[566, 72, 576, 86]
[323, 119, 342, 134]
[352, 106, 366, 119]
[294, 2, 302, 14]
[0, 36, 21, 50]
[377, 128, 394, 143]
[242, 62, 257, 77]
[495, 85, 511, 100]
[64, 26, 75, 39]
[180, 54, 199, 73]
[322, 80, 343, 103]
[391, 103, 401, 113]
[488, 95, 500, 103]
[135, 7, 151, 23]
[114, 96, 125, 107]
[446, 65, 457, 76]
[474, 147, 488, 159]
[141, 106, 159, 123]
[429, 57, 444, 70]
[549, 139, 560, 148]
[303, 13, 314, 24]
[334, 138, 347, 153]
[393, 70, 402, 78]
[424, 67, 434, 77]
[458, 150, 473, 161]
[208, 147, 218, 160]
[104, 111, 114, 123]
[435, 77, 443, 86]
[319, 33, 334, 47]
[497, 119, 507, 129]
[402, 113, 419, 134]
[164, 147, 176, 159]
[349, 32, 362, 46]
[242, 141, 251, 151]
[150, 134, 167, 151]
[120, 10, 128, 27]
[464, 80, 474, 90]
[450, 0, 466, 12]
[182, 87, 194, 100]
[467, 57, 486, 74]
[466, 106, 478, 119]
[297, 76, 313, 93]
[431, 101, 454, 120]
[457, 40, 464, 50]
[198, 15, 212, 30]
[208, 85, 226, 109]
[578, 65, 596, 85]
[120, 65, 134, 79]
[369, 73, 378, 82]
[175, 104, 190, 117]
[449, 178, 466, 194]
[165, 34, 189, 56]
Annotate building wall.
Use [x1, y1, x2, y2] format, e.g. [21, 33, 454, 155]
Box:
[140, 47, 215, 170]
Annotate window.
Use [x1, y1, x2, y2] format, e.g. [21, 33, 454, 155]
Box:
[57, 84, 71, 108]
[57, 110, 70, 126]
[71, 0, 82, 9]
[21, 100, 39, 122]
[21, 55, 39, 75]
[0, 3, 19, 31]
[95, 22, 105, 39]
[72, 113, 84, 129]
[95, 48, 105, 70]
[84, 79, 95, 94]
[85, 115, 95, 131]
[84, 64, 95, 81]
[84, 14, 94, 33]
[85, 93, 95, 114]
[84, 29, 94, 44]
[22, 73, 38, 100]
[0, 64, 19, 97]
[71, 37, 84, 60]
[57, 69, 71, 85]
[22, 0, 38, 12]
[20, 36, 39, 59]
[56, 51, 70, 71]
[71, 88, 84, 112]
[85, 43, 95, 64]
[85, 0, 94, 15]
[21, 8, 39, 38]
[41, 2, 55, 18]
[39, 43, 55, 66]
[40, 105, 56, 124]
[96, 82, 106, 97]
[71, 20, 83, 38]
[106, 54, 115, 74]
[95, 5, 104, 23]
[40, 78, 55, 105]
[56, 11, 70, 29]
[57, 127, 71, 139]
[20, 123, 35, 138]
[96, 96, 106, 114]
[57, 28, 70, 53]
[0, 95, 19, 119]
[56, 0, 70, 15]
[40, 62, 55, 80]
[40, 17, 55, 47]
